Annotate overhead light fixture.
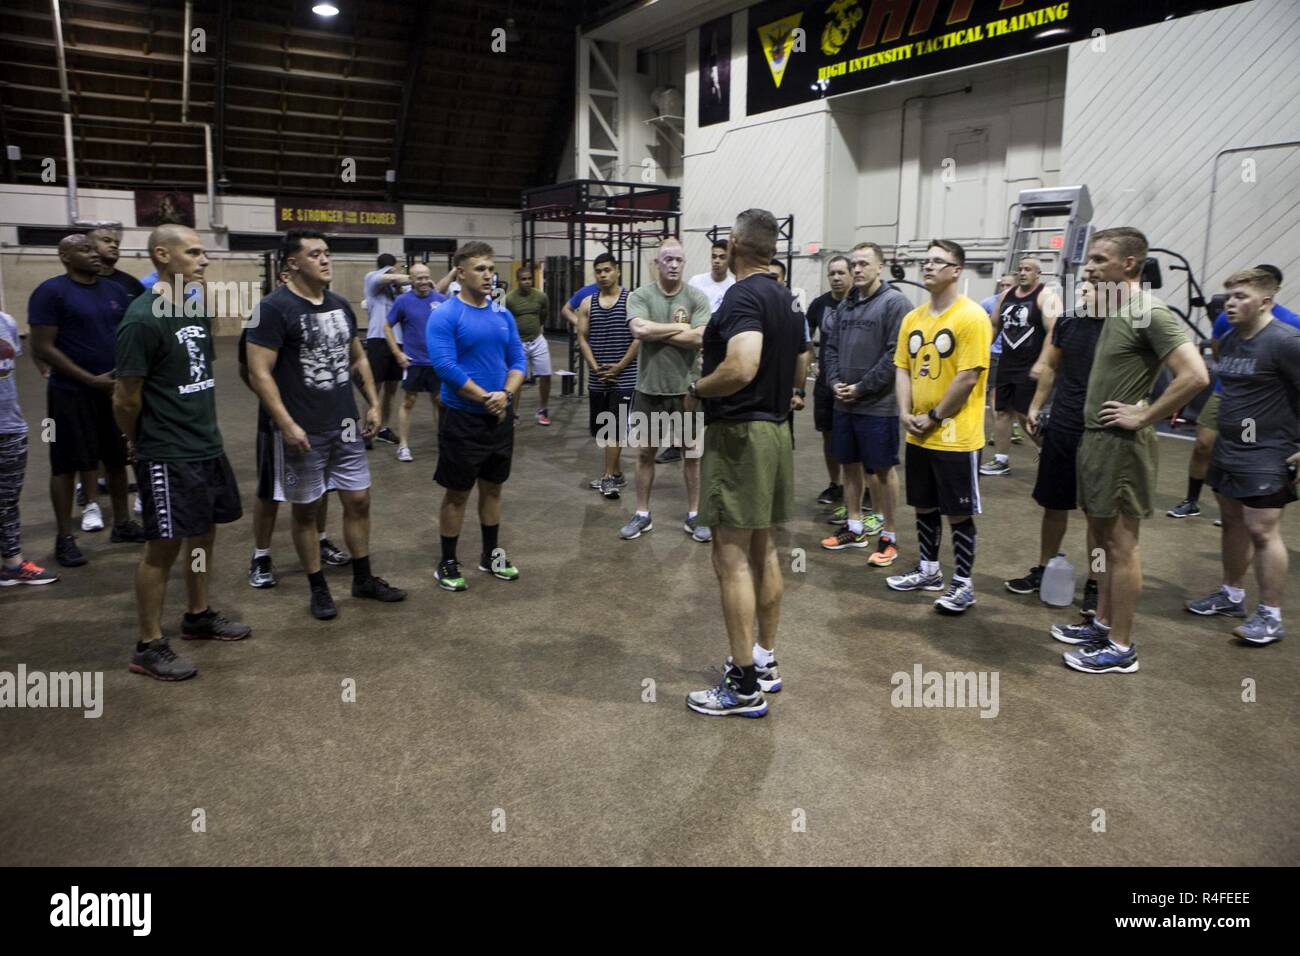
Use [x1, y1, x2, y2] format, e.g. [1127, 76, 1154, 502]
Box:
[312, 3, 340, 16]
[1035, 28, 1070, 39]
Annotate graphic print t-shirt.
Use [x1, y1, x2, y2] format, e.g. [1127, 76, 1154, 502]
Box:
[893, 295, 991, 452]
[115, 292, 223, 462]
[246, 286, 360, 435]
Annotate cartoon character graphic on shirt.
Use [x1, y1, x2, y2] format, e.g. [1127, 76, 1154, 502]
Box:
[299, 309, 352, 391]
[999, 300, 1034, 351]
[908, 328, 954, 380]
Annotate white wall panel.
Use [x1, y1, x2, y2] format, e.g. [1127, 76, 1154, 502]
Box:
[1061, 0, 1300, 333]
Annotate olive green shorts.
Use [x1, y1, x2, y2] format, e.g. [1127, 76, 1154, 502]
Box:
[1199, 391, 1221, 433]
[698, 419, 794, 529]
[1077, 427, 1158, 519]
[631, 391, 695, 448]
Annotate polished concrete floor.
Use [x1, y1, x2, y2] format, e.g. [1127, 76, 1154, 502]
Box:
[1, 338, 1296, 866]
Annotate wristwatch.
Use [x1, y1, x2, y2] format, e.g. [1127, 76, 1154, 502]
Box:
[688, 381, 699, 400]
[927, 408, 942, 424]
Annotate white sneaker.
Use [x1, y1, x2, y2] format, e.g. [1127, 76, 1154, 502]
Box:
[133, 494, 143, 515]
[80, 501, 105, 532]
[397, 446, 413, 462]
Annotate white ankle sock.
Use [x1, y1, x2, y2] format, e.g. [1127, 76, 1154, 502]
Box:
[1224, 584, 1246, 604]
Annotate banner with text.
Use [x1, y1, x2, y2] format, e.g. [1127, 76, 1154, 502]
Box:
[275, 198, 404, 235]
[747, 0, 1247, 115]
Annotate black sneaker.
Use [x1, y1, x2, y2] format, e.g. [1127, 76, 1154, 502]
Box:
[129, 637, 197, 681]
[55, 534, 87, 567]
[75, 482, 88, 508]
[310, 586, 338, 620]
[374, 427, 399, 445]
[1080, 578, 1099, 618]
[319, 538, 352, 566]
[353, 575, 407, 602]
[655, 446, 682, 463]
[181, 608, 252, 641]
[110, 521, 147, 543]
[1005, 565, 1044, 594]
[816, 483, 843, 505]
[248, 555, 277, 589]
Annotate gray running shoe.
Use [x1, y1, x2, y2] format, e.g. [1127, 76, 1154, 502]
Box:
[979, 458, 1010, 476]
[130, 637, 197, 681]
[934, 582, 976, 615]
[684, 514, 711, 543]
[1166, 498, 1201, 518]
[619, 512, 653, 540]
[886, 566, 944, 592]
[1234, 610, 1285, 645]
[1050, 618, 1110, 645]
[1185, 587, 1247, 618]
[599, 475, 620, 499]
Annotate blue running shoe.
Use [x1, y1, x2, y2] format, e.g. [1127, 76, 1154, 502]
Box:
[686, 664, 768, 717]
[1063, 640, 1139, 674]
[1050, 619, 1110, 645]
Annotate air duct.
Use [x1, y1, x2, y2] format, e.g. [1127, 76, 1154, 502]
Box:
[182, 1, 226, 232]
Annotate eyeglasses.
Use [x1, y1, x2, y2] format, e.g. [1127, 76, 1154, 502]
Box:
[920, 258, 959, 269]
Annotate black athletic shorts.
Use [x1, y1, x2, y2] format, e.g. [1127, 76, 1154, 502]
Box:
[365, 337, 403, 384]
[813, 377, 834, 433]
[136, 454, 243, 540]
[994, 375, 1035, 415]
[1208, 463, 1299, 509]
[1033, 425, 1082, 511]
[434, 407, 514, 491]
[904, 443, 982, 516]
[47, 384, 128, 476]
[588, 387, 634, 439]
[402, 364, 441, 394]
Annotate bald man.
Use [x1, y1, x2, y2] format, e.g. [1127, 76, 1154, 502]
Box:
[384, 262, 447, 460]
[28, 234, 146, 568]
[114, 224, 248, 681]
[621, 237, 712, 541]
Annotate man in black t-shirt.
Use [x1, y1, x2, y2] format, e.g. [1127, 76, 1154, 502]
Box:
[981, 256, 1060, 476]
[1185, 268, 1300, 645]
[246, 230, 406, 621]
[686, 209, 808, 719]
[1004, 280, 1104, 623]
[113, 224, 248, 682]
[807, 255, 851, 505]
[91, 226, 146, 302]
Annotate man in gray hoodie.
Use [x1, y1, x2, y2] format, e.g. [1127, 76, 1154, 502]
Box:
[821, 242, 911, 568]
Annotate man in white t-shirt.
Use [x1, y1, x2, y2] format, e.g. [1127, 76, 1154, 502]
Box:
[688, 241, 735, 313]
[361, 254, 409, 445]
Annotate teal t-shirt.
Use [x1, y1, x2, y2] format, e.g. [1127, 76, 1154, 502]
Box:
[626, 281, 711, 395]
[114, 291, 223, 462]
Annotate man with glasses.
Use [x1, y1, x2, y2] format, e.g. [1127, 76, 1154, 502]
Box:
[886, 240, 991, 615]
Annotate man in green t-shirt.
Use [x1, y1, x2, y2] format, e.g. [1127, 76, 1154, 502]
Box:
[504, 267, 554, 425]
[1056, 227, 1209, 675]
[620, 237, 712, 542]
[113, 224, 250, 683]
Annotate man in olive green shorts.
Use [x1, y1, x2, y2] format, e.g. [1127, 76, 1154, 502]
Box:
[621, 237, 713, 542]
[1060, 227, 1209, 675]
[686, 209, 809, 718]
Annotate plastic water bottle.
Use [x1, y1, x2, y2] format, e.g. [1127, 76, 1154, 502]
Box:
[1040, 553, 1075, 607]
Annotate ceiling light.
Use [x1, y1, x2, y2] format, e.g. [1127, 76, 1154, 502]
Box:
[312, 3, 340, 17]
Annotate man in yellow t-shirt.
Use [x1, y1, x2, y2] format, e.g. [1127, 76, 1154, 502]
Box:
[886, 239, 991, 614]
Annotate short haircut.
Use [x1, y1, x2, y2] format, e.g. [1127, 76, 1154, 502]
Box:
[769, 259, 786, 273]
[656, 236, 683, 257]
[827, 255, 850, 271]
[1018, 256, 1042, 270]
[408, 262, 431, 275]
[928, 238, 965, 268]
[377, 253, 397, 268]
[1090, 227, 1148, 264]
[731, 208, 778, 263]
[1256, 264, 1284, 286]
[516, 265, 534, 278]
[454, 240, 494, 267]
[593, 252, 618, 269]
[1224, 267, 1280, 297]
[851, 241, 884, 264]
[710, 241, 729, 254]
[281, 229, 327, 262]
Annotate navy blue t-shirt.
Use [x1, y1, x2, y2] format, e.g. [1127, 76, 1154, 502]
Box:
[27, 275, 131, 391]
